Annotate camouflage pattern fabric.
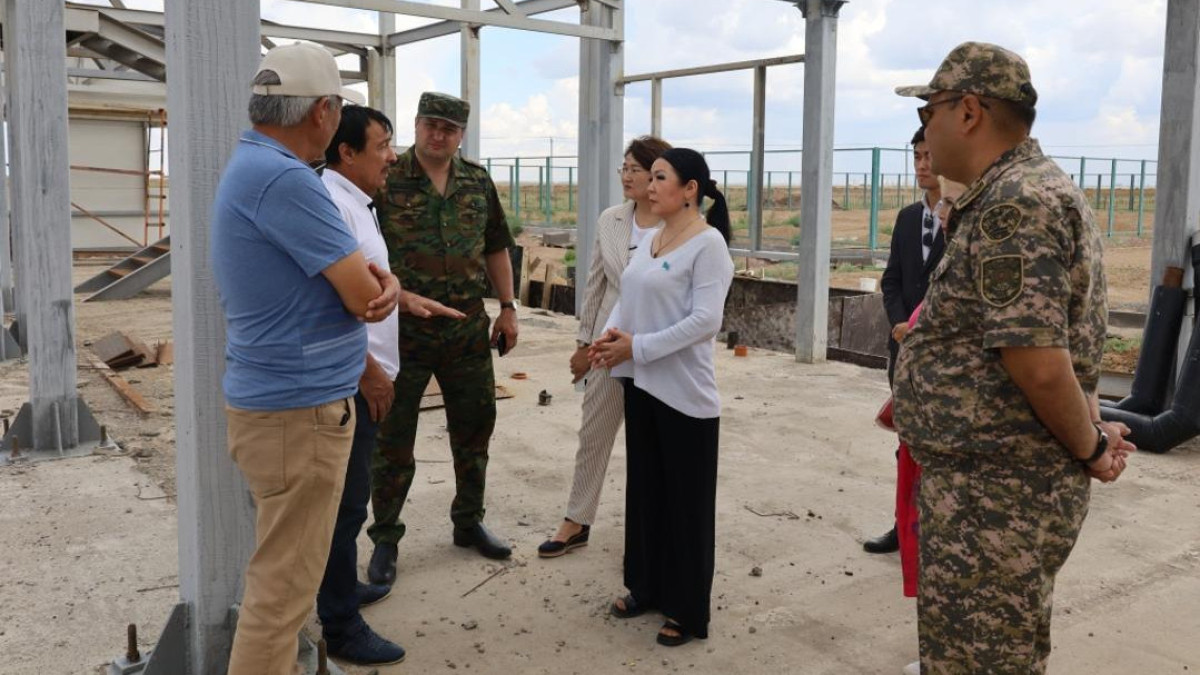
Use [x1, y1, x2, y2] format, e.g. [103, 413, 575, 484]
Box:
[895, 41, 1038, 107]
[377, 147, 514, 309]
[368, 310, 496, 544]
[892, 135, 1107, 673]
[918, 459, 1089, 674]
[417, 91, 469, 128]
[893, 137, 1107, 468]
[368, 146, 512, 544]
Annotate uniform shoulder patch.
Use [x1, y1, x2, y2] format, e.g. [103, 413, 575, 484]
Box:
[979, 255, 1024, 307]
[979, 203, 1023, 242]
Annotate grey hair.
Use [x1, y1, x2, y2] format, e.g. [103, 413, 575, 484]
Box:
[247, 69, 338, 127]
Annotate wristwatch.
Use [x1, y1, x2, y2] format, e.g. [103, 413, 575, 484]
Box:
[1084, 422, 1109, 466]
[500, 300, 519, 311]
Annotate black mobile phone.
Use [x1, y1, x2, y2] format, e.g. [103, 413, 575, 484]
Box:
[494, 333, 508, 357]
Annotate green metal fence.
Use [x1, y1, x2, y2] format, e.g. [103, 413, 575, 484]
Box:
[483, 149, 1158, 252]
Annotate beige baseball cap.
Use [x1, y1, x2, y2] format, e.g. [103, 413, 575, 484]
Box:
[252, 42, 365, 105]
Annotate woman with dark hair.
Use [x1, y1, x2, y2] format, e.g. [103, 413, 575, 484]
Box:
[588, 147, 734, 646]
[538, 135, 672, 558]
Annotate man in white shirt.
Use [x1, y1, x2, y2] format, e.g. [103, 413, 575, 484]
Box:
[316, 105, 405, 666]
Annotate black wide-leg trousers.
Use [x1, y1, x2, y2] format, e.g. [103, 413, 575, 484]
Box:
[622, 380, 719, 639]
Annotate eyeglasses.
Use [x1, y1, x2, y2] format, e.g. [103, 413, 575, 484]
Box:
[922, 212, 936, 248]
[916, 94, 991, 125]
[617, 165, 647, 177]
[916, 96, 963, 125]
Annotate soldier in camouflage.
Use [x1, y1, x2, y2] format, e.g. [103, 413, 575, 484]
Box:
[367, 92, 518, 583]
[892, 42, 1136, 674]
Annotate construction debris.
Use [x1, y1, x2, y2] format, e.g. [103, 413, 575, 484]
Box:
[92, 331, 170, 370]
[87, 354, 155, 416]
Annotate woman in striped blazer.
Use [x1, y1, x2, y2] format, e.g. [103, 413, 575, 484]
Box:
[538, 136, 672, 558]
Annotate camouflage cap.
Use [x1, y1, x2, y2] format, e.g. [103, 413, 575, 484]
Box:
[895, 41, 1038, 108]
[417, 91, 469, 128]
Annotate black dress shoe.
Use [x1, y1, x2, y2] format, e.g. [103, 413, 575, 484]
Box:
[538, 523, 590, 558]
[367, 542, 398, 585]
[863, 526, 899, 554]
[324, 622, 405, 666]
[355, 581, 392, 608]
[453, 522, 512, 560]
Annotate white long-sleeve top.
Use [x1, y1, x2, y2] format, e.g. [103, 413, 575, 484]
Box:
[605, 226, 734, 419]
[322, 168, 400, 381]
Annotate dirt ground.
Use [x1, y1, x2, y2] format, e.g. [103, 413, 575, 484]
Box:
[2, 262, 1200, 675]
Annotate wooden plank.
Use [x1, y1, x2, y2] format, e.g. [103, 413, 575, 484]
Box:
[155, 340, 173, 365]
[87, 354, 154, 415]
[541, 263, 554, 309]
[6, 0, 82, 448]
[517, 247, 532, 307]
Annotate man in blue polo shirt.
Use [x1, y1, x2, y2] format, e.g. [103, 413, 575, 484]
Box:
[211, 43, 399, 675]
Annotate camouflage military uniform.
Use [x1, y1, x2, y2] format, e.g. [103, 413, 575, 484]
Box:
[894, 43, 1108, 675]
[368, 144, 514, 545]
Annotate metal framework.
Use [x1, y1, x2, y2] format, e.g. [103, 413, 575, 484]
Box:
[158, 1, 622, 673]
[621, 54, 805, 255]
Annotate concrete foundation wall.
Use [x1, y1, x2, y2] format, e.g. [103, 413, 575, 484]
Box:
[723, 275, 889, 367]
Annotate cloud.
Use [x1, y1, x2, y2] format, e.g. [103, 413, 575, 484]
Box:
[75, 0, 1173, 166]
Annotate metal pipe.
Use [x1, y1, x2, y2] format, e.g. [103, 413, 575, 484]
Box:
[868, 147, 881, 250]
[69, 202, 143, 247]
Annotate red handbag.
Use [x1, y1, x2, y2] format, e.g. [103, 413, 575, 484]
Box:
[875, 396, 895, 431]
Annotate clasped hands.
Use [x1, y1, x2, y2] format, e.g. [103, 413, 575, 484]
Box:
[1087, 420, 1136, 483]
[587, 327, 633, 370]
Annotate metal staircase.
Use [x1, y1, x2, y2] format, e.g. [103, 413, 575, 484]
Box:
[74, 236, 171, 302]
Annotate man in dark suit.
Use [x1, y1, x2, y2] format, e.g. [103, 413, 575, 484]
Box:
[865, 126, 945, 554]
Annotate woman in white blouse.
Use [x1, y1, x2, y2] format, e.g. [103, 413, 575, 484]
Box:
[589, 147, 734, 647]
[539, 137, 672, 558]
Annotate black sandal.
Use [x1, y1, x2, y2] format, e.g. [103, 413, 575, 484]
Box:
[656, 620, 694, 647]
[610, 594, 646, 619]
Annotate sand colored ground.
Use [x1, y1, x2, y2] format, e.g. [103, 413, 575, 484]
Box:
[1, 267, 1199, 675]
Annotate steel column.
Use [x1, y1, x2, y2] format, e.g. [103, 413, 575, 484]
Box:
[2, 1, 81, 448]
[794, 0, 843, 363]
[747, 65, 767, 251]
[162, 0, 260, 671]
[460, 0, 482, 160]
[574, 0, 623, 315]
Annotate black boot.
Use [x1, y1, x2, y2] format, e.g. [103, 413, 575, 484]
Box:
[367, 542, 398, 585]
[453, 522, 512, 559]
[863, 526, 899, 554]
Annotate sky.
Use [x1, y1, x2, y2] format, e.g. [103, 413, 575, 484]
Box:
[81, 0, 1171, 178]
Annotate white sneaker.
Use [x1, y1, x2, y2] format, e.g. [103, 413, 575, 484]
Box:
[902, 661, 921, 675]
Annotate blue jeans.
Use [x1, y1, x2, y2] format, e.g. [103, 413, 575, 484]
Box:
[316, 392, 377, 636]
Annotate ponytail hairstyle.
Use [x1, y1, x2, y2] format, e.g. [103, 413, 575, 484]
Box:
[659, 147, 731, 243]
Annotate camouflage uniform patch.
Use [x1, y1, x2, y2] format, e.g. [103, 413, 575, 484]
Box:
[979, 204, 1022, 242]
[979, 255, 1023, 307]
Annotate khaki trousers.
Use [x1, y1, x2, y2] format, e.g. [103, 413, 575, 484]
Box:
[226, 398, 355, 675]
